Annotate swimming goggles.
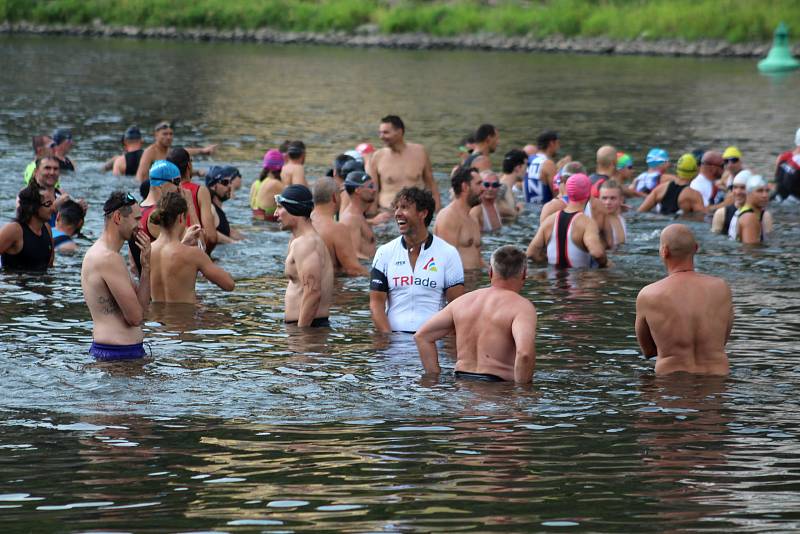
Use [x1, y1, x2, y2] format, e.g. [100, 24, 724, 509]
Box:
[104, 192, 137, 216]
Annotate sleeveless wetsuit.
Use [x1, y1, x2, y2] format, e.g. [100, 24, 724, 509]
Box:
[181, 182, 203, 227]
[721, 204, 738, 236]
[546, 211, 593, 268]
[657, 181, 688, 215]
[124, 149, 144, 177]
[214, 203, 231, 237]
[1, 221, 52, 272]
[524, 153, 553, 204]
[589, 173, 610, 198]
[480, 203, 501, 232]
[730, 205, 765, 242]
[57, 157, 75, 172]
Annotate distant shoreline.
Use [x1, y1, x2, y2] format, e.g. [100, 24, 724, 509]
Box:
[2, 21, 793, 59]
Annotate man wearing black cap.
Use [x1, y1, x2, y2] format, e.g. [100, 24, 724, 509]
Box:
[340, 171, 378, 260]
[51, 128, 75, 172]
[276, 185, 334, 327]
[206, 166, 242, 243]
[112, 126, 145, 176]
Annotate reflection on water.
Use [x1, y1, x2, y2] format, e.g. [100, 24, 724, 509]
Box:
[1, 35, 799, 531]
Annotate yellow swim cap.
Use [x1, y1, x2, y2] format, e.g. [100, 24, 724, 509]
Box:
[676, 153, 698, 179]
[723, 146, 742, 159]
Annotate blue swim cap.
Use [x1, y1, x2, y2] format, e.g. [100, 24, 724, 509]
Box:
[149, 160, 180, 185]
[646, 148, 669, 167]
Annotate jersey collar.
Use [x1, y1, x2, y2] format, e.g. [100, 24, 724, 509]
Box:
[401, 232, 434, 251]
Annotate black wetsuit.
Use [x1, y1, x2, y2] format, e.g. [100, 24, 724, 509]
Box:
[1, 221, 52, 272]
[213, 203, 230, 237]
[57, 157, 75, 172]
[124, 149, 144, 177]
[589, 173, 610, 191]
[659, 181, 688, 215]
[721, 204, 737, 235]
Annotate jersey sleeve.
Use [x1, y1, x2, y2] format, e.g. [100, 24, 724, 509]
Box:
[443, 246, 464, 290]
[370, 245, 389, 292]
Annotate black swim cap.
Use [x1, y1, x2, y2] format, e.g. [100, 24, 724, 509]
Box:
[276, 184, 314, 217]
[341, 159, 365, 177]
[344, 171, 372, 187]
[332, 154, 355, 178]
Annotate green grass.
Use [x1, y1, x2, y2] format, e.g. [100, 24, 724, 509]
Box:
[1, 0, 798, 43]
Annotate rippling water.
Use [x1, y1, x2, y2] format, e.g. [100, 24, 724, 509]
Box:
[1, 35, 799, 531]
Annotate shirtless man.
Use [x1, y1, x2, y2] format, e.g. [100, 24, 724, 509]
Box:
[527, 173, 608, 268]
[461, 123, 499, 172]
[339, 171, 377, 260]
[635, 224, 732, 376]
[310, 178, 368, 277]
[135, 121, 216, 183]
[111, 126, 145, 176]
[368, 115, 440, 211]
[599, 180, 626, 248]
[433, 166, 484, 270]
[733, 174, 771, 244]
[81, 191, 151, 361]
[415, 245, 536, 383]
[277, 185, 335, 327]
[638, 154, 705, 215]
[281, 140, 309, 187]
[470, 170, 502, 233]
[497, 148, 527, 220]
[149, 192, 234, 303]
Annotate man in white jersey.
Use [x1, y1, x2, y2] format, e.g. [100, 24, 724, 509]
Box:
[690, 151, 725, 209]
[370, 187, 465, 333]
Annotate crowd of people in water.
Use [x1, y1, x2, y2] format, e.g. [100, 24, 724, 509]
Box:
[2, 117, 799, 383]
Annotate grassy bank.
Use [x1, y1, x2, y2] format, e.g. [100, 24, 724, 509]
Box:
[2, 0, 799, 44]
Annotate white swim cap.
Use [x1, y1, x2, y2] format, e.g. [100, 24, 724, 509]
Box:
[732, 169, 752, 186]
[745, 174, 768, 193]
[795, 127, 800, 147]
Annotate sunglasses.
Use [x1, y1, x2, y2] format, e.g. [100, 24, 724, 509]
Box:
[215, 179, 231, 186]
[482, 181, 501, 188]
[724, 158, 740, 164]
[103, 192, 137, 216]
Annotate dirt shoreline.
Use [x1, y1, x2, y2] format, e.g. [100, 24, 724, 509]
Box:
[3, 20, 796, 58]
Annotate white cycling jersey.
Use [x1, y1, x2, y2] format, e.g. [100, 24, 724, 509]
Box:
[370, 233, 464, 333]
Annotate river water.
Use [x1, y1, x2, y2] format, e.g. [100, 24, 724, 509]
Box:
[1, 35, 800, 532]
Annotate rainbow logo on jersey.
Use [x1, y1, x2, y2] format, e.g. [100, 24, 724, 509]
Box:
[422, 258, 437, 272]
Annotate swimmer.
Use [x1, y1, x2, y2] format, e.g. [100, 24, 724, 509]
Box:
[81, 191, 151, 361]
[496, 149, 526, 220]
[52, 199, 86, 255]
[337, 157, 366, 217]
[168, 147, 217, 254]
[50, 128, 75, 172]
[415, 245, 536, 383]
[461, 124, 499, 172]
[589, 145, 617, 196]
[0, 182, 55, 272]
[720, 146, 745, 189]
[523, 130, 561, 204]
[111, 126, 145, 176]
[433, 166, 484, 270]
[277, 185, 334, 327]
[29, 155, 87, 221]
[635, 224, 732, 376]
[527, 173, 609, 268]
[370, 187, 464, 333]
[135, 121, 216, 183]
[773, 127, 800, 201]
[310, 178, 368, 277]
[711, 170, 750, 235]
[339, 171, 378, 260]
[252, 149, 285, 221]
[599, 180, 627, 248]
[368, 115, 440, 211]
[281, 140, 309, 187]
[733, 174, 771, 244]
[206, 166, 242, 243]
[470, 170, 503, 233]
[613, 152, 635, 193]
[630, 148, 671, 197]
[150, 192, 234, 303]
[23, 135, 52, 184]
[690, 151, 726, 209]
[638, 154, 705, 215]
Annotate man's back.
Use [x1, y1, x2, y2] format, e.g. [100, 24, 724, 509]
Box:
[451, 287, 536, 381]
[637, 272, 731, 375]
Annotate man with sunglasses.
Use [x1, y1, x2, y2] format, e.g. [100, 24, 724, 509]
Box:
[690, 151, 726, 209]
[135, 121, 217, 183]
[720, 146, 745, 190]
[0, 182, 55, 272]
[206, 166, 242, 243]
[434, 166, 484, 270]
[81, 191, 151, 361]
[469, 170, 503, 233]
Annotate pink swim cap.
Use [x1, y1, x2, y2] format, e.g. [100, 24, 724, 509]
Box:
[262, 149, 284, 171]
[356, 142, 375, 155]
[566, 173, 591, 202]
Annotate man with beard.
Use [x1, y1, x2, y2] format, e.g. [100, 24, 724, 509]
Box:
[434, 166, 484, 270]
[340, 171, 378, 260]
[461, 123, 499, 172]
[206, 166, 242, 243]
[0, 182, 56, 272]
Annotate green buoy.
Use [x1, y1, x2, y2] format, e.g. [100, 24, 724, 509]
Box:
[758, 22, 800, 72]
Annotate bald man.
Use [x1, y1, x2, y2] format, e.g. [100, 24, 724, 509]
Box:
[635, 224, 732, 376]
[691, 151, 726, 209]
[590, 145, 617, 197]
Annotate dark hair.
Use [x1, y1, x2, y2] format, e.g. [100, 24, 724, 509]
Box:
[103, 191, 135, 219]
[258, 168, 281, 181]
[35, 155, 59, 170]
[279, 139, 291, 154]
[150, 192, 187, 229]
[536, 130, 559, 150]
[32, 135, 49, 153]
[451, 166, 476, 195]
[16, 182, 45, 225]
[287, 140, 306, 159]
[381, 114, 405, 133]
[474, 124, 497, 143]
[490, 245, 526, 279]
[166, 146, 191, 177]
[394, 187, 435, 227]
[502, 149, 528, 173]
[461, 133, 475, 147]
[58, 199, 85, 227]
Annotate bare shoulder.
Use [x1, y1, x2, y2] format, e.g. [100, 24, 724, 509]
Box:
[407, 142, 428, 155]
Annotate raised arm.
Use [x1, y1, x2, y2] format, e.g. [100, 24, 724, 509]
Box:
[511, 305, 537, 384]
[635, 291, 657, 358]
[414, 304, 456, 375]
